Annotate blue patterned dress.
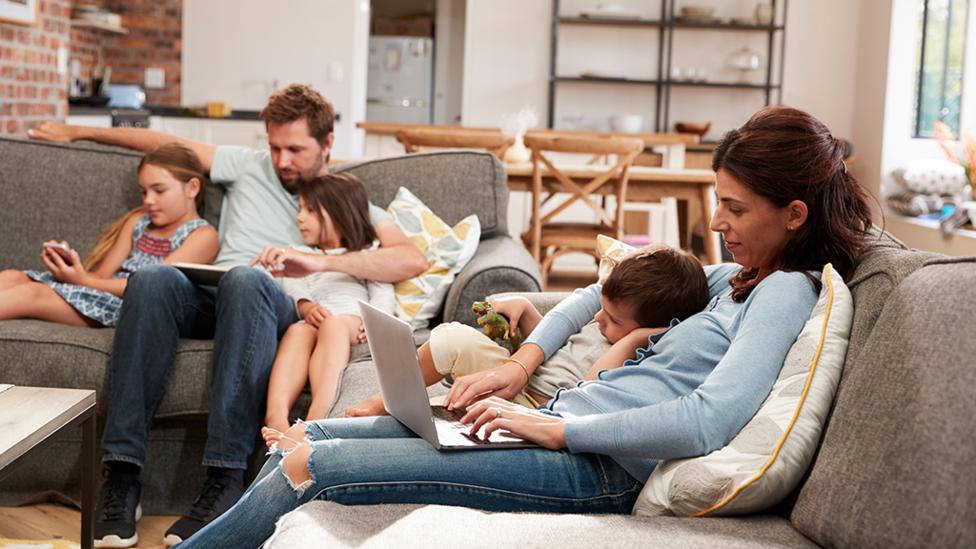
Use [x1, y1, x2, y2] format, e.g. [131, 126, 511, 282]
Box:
[26, 215, 211, 327]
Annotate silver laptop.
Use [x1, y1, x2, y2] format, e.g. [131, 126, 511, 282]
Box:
[358, 300, 538, 450]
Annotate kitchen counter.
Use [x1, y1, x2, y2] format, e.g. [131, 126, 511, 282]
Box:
[68, 104, 258, 121]
[68, 105, 340, 122]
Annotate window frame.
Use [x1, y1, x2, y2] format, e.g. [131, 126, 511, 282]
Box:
[913, 0, 971, 139]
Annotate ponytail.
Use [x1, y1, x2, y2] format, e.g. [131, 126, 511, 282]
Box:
[83, 206, 147, 272]
[715, 106, 877, 302]
[85, 142, 208, 272]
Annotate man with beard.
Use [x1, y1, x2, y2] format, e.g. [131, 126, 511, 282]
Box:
[29, 84, 427, 547]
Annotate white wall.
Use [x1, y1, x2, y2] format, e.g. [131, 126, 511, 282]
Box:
[460, 0, 863, 141]
[182, 0, 371, 157]
[433, 0, 465, 125]
[780, 0, 860, 140]
[460, 0, 552, 126]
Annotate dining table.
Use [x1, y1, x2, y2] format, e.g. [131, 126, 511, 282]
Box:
[504, 162, 722, 265]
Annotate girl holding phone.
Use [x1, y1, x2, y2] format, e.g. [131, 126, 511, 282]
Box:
[0, 143, 218, 327]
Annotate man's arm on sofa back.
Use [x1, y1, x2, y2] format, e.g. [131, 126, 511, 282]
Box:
[29, 122, 217, 170]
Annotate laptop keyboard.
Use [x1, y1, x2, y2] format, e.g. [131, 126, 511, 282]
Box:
[431, 406, 466, 425]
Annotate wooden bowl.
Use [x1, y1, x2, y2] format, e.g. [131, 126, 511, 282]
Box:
[675, 121, 711, 138]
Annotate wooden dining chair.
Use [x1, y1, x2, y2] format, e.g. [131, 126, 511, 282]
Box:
[395, 127, 515, 159]
[522, 134, 644, 286]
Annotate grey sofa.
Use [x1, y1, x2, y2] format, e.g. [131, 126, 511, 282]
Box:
[0, 136, 541, 513]
[261, 233, 976, 548]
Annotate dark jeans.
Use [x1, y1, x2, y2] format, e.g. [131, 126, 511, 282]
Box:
[101, 264, 298, 470]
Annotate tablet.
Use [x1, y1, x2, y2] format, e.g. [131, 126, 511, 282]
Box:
[172, 262, 233, 286]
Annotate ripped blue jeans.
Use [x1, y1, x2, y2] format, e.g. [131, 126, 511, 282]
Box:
[175, 416, 642, 548]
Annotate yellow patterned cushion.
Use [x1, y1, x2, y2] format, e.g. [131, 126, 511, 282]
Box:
[633, 264, 853, 516]
[387, 187, 481, 329]
[595, 234, 636, 283]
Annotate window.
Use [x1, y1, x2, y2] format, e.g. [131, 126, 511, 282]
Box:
[914, 0, 969, 138]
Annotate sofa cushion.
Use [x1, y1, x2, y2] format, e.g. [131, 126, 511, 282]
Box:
[791, 257, 976, 548]
[636, 264, 853, 517]
[0, 319, 384, 418]
[265, 501, 817, 549]
[386, 186, 481, 329]
[335, 150, 508, 239]
[0, 137, 143, 271]
[595, 234, 635, 282]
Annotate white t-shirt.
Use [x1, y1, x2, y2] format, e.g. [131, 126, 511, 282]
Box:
[209, 146, 389, 266]
[280, 245, 395, 318]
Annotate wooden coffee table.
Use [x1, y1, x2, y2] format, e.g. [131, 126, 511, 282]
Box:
[0, 385, 96, 549]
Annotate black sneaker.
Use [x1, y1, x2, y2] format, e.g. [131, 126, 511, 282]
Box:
[163, 469, 244, 546]
[94, 468, 142, 548]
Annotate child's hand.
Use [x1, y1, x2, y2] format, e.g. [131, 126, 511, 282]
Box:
[303, 304, 331, 328]
[41, 245, 87, 285]
[625, 326, 666, 345]
[487, 297, 529, 337]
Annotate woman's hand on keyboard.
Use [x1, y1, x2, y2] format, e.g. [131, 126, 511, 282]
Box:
[461, 396, 566, 450]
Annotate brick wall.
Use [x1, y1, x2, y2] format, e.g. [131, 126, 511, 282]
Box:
[69, 26, 101, 93]
[0, 0, 71, 135]
[0, 0, 183, 135]
[102, 0, 182, 106]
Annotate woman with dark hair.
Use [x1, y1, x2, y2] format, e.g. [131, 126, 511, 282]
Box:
[176, 106, 876, 549]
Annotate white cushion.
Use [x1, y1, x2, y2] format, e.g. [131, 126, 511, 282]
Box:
[387, 187, 480, 329]
[894, 158, 969, 195]
[633, 263, 853, 517]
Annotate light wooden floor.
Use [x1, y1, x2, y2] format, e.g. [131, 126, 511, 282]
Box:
[0, 504, 175, 548]
[545, 269, 598, 291]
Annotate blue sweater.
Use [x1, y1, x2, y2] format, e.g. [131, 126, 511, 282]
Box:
[526, 264, 819, 481]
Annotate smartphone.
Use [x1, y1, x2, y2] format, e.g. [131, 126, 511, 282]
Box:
[43, 242, 74, 265]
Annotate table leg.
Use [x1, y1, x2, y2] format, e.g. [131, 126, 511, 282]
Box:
[81, 411, 95, 549]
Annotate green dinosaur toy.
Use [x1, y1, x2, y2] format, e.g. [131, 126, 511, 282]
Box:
[472, 301, 523, 353]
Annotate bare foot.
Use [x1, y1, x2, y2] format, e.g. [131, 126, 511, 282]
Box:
[344, 393, 388, 417]
[261, 425, 285, 450]
[262, 422, 308, 453]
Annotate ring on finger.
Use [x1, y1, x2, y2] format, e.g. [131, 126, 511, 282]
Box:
[495, 408, 503, 419]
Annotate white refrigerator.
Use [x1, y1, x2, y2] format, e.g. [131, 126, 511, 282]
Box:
[367, 36, 433, 124]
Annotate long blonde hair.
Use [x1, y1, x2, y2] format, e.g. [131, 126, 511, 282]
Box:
[83, 143, 208, 271]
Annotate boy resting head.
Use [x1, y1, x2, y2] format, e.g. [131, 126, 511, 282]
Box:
[345, 244, 709, 416]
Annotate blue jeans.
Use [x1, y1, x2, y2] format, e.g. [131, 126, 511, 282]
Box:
[177, 416, 643, 548]
[101, 264, 298, 469]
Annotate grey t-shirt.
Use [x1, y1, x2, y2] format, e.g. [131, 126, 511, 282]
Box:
[209, 146, 390, 266]
[527, 321, 610, 399]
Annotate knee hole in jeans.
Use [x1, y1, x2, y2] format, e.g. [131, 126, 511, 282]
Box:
[281, 444, 314, 494]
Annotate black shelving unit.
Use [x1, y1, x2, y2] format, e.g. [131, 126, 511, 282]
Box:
[547, 0, 788, 133]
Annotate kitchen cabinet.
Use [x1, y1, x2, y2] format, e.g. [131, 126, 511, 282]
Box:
[154, 118, 267, 149]
[65, 113, 267, 149]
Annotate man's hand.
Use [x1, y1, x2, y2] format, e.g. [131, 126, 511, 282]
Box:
[27, 122, 79, 143]
[461, 396, 567, 450]
[41, 246, 88, 285]
[251, 246, 326, 278]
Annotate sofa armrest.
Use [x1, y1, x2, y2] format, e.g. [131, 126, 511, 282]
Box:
[486, 291, 572, 317]
[442, 236, 542, 326]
